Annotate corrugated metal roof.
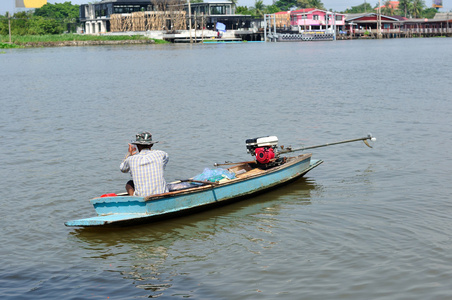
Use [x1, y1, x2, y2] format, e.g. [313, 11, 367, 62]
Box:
[290, 8, 317, 14]
[433, 12, 452, 20]
[346, 12, 402, 22]
[289, 8, 344, 16]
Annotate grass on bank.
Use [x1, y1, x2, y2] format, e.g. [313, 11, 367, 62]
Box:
[0, 34, 168, 46]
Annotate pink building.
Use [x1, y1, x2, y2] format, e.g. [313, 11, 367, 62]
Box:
[289, 8, 346, 31]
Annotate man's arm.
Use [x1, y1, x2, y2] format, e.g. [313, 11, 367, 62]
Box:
[120, 144, 136, 173]
[163, 152, 169, 169]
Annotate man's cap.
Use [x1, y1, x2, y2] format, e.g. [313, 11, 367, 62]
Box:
[131, 131, 157, 145]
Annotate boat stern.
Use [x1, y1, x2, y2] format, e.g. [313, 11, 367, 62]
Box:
[90, 195, 148, 215]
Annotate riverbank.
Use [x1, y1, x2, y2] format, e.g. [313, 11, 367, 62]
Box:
[0, 34, 168, 48]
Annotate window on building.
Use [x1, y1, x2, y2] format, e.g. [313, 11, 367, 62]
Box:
[335, 15, 342, 21]
[211, 6, 222, 14]
[301, 15, 307, 20]
[113, 5, 145, 14]
[210, 5, 229, 15]
[95, 4, 108, 17]
[313, 15, 319, 20]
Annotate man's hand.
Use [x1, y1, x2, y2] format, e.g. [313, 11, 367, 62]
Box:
[128, 143, 137, 156]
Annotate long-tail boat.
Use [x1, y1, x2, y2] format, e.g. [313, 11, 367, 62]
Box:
[65, 135, 375, 228]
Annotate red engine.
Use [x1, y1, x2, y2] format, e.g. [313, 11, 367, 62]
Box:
[255, 147, 275, 164]
[246, 136, 279, 165]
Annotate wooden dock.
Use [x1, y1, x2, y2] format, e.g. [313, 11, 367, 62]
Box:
[173, 37, 243, 43]
[341, 28, 452, 39]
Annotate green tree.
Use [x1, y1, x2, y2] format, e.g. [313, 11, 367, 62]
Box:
[344, 2, 373, 13]
[421, 7, 437, 18]
[410, 0, 425, 18]
[266, 5, 281, 14]
[252, 0, 265, 17]
[274, 0, 297, 11]
[29, 16, 64, 34]
[381, 0, 395, 15]
[10, 11, 31, 35]
[297, 0, 310, 8]
[34, 1, 80, 22]
[0, 8, 67, 36]
[236, 4, 280, 16]
[398, 0, 411, 17]
[309, 0, 325, 9]
[297, 0, 325, 9]
[236, 5, 252, 15]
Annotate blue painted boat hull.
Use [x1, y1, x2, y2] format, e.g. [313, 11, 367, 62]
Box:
[65, 155, 322, 227]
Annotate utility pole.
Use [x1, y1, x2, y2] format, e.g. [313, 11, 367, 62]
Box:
[201, 14, 204, 42]
[377, 0, 381, 34]
[8, 11, 12, 43]
[188, 0, 193, 43]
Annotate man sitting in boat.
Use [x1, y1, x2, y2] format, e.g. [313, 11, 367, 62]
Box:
[120, 131, 169, 197]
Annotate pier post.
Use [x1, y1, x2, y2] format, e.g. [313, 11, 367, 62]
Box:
[188, 0, 192, 43]
[377, 0, 382, 39]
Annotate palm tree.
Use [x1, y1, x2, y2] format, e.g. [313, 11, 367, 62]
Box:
[252, 0, 265, 17]
[297, 0, 310, 9]
[309, 0, 325, 9]
[297, 0, 325, 9]
[410, 0, 425, 18]
[382, 0, 394, 15]
[398, 0, 411, 17]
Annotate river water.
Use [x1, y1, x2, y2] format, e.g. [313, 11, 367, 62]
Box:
[1, 38, 452, 299]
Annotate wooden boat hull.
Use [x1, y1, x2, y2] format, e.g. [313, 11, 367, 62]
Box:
[65, 154, 322, 227]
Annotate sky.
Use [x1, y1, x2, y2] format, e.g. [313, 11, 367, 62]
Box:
[1, 0, 451, 15]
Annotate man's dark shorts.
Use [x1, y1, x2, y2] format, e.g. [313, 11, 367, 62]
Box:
[126, 180, 134, 189]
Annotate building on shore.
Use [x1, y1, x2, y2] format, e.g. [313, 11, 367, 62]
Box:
[78, 1, 452, 41]
[272, 8, 346, 32]
[346, 13, 405, 33]
[79, 0, 254, 35]
[345, 12, 452, 39]
[80, 0, 152, 33]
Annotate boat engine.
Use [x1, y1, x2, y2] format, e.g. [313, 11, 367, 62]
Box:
[246, 136, 279, 164]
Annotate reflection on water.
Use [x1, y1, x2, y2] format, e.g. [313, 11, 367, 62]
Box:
[69, 177, 318, 297]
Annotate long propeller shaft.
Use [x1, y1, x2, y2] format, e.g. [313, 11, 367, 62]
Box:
[278, 134, 376, 154]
